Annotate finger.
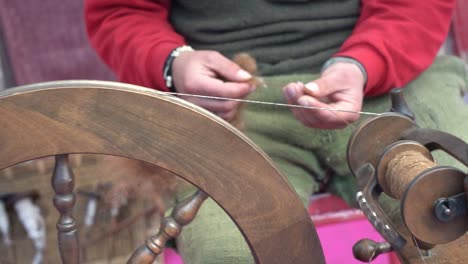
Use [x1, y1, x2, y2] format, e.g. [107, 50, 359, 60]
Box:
[283, 82, 332, 128]
[291, 104, 349, 129]
[303, 78, 330, 98]
[283, 82, 306, 103]
[297, 95, 360, 127]
[196, 79, 253, 99]
[204, 52, 252, 82]
[283, 82, 321, 126]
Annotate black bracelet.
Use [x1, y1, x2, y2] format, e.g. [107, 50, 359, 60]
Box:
[163, 45, 194, 92]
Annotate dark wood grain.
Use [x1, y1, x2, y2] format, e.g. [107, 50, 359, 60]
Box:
[0, 80, 324, 264]
[52, 154, 79, 264]
[128, 190, 208, 263]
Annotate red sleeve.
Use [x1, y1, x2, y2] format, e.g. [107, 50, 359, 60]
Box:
[335, 0, 456, 97]
[85, 0, 185, 91]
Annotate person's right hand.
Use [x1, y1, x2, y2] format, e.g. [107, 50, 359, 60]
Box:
[171, 50, 255, 121]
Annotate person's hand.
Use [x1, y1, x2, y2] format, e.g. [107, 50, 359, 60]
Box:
[171, 50, 255, 121]
[282, 62, 365, 129]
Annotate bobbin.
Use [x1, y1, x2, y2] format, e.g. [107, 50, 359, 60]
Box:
[375, 140, 467, 245]
[347, 86, 468, 263]
[376, 140, 434, 200]
[402, 166, 466, 245]
[348, 112, 468, 252]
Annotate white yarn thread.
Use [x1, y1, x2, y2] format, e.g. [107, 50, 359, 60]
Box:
[162, 91, 383, 116]
[412, 236, 428, 264]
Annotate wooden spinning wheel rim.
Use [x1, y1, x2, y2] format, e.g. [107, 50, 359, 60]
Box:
[0, 80, 324, 264]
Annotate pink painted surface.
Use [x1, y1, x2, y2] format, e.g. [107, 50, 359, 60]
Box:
[164, 193, 399, 264]
[164, 248, 184, 264]
[310, 193, 399, 264]
[315, 216, 398, 264]
[163, 218, 399, 264]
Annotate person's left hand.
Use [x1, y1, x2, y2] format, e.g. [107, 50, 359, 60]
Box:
[282, 62, 365, 129]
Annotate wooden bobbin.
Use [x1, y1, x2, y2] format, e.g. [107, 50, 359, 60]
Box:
[376, 141, 434, 200]
[377, 141, 467, 245]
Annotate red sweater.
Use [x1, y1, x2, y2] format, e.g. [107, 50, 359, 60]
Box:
[85, 0, 455, 97]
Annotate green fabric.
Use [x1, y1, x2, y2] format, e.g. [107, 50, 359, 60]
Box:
[244, 55, 468, 204]
[176, 56, 468, 264]
[170, 0, 359, 75]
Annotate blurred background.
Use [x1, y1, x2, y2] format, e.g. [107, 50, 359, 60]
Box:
[0, 1, 173, 263]
[0, 0, 466, 263]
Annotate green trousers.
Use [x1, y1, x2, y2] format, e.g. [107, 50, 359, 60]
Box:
[176, 56, 468, 263]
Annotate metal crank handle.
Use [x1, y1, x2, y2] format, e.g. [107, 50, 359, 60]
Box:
[356, 191, 401, 246]
[352, 164, 406, 256]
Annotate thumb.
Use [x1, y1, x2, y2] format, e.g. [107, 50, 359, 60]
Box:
[206, 52, 252, 82]
[303, 78, 331, 98]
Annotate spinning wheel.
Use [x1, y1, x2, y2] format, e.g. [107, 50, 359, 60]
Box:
[347, 90, 468, 263]
[0, 80, 324, 263]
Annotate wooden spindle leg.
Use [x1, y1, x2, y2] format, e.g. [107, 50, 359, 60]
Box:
[127, 189, 208, 264]
[52, 154, 79, 264]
